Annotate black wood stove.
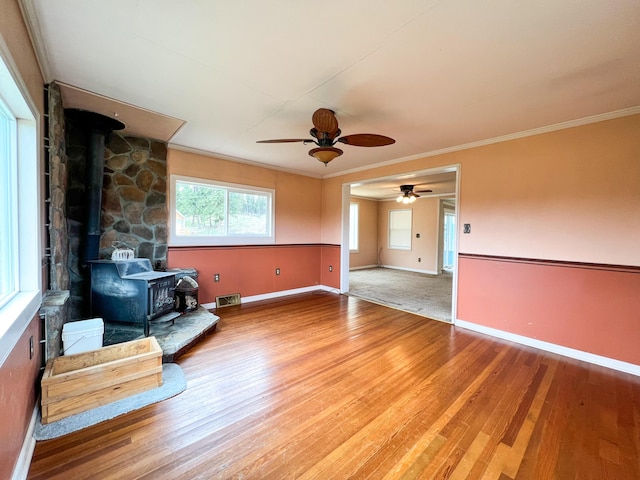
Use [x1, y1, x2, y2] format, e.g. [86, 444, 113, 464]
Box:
[88, 259, 176, 336]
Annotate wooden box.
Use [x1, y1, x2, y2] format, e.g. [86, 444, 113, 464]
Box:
[41, 337, 163, 424]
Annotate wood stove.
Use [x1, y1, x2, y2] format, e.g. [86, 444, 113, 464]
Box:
[88, 259, 175, 336]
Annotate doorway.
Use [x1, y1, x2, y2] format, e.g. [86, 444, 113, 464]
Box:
[341, 166, 460, 323]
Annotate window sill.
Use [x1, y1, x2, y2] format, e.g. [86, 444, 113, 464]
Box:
[0, 290, 41, 366]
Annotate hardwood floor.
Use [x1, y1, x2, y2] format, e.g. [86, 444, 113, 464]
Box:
[28, 292, 640, 479]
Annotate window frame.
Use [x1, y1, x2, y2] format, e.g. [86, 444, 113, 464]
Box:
[0, 48, 42, 365]
[388, 208, 412, 250]
[0, 96, 18, 308]
[169, 174, 275, 246]
[349, 202, 359, 252]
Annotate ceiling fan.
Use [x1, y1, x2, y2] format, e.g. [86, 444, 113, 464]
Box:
[396, 184, 432, 204]
[257, 108, 395, 166]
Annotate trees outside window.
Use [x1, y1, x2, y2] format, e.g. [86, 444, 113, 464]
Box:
[170, 176, 274, 245]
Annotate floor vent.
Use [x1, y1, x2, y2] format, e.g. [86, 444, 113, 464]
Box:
[216, 293, 241, 308]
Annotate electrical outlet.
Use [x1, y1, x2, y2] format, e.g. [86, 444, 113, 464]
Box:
[418, 258, 421, 262]
[464, 223, 471, 234]
[29, 335, 34, 359]
[329, 265, 333, 272]
[214, 273, 220, 282]
[276, 268, 280, 275]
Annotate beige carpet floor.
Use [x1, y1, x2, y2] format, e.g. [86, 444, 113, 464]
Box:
[348, 267, 453, 322]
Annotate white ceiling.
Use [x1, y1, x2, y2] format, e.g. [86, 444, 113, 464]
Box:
[351, 169, 457, 201]
[22, 0, 640, 184]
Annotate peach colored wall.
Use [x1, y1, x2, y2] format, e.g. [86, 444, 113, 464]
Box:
[322, 114, 640, 266]
[167, 149, 322, 244]
[166, 149, 332, 300]
[0, 0, 45, 113]
[377, 197, 440, 273]
[458, 255, 640, 365]
[321, 114, 640, 366]
[0, 2, 45, 478]
[168, 244, 339, 302]
[349, 197, 378, 268]
[321, 176, 344, 244]
[457, 116, 640, 265]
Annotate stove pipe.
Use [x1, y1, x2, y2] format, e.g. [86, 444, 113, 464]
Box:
[65, 109, 125, 264]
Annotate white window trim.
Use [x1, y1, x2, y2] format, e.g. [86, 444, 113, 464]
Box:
[169, 174, 275, 246]
[349, 202, 359, 252]
[0, 44, 42, 366]
[388, 208, 412, 250]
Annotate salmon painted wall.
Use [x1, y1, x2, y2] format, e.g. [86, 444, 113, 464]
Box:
[321, 245, 341, 289]
[377, 197, 440, 273]
[0, 2, 45, 477]
[167, 149, 336, 299]
[321, 113, 640, 367]
[458, 255, 640, 366]
[168, 244, 339, 303]
[349, 197, 378, 268]
[0, 315, 42, 480]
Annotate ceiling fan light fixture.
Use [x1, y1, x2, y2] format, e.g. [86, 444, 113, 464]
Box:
[309, 146, 343, 166]
[397, 185, 419, 203]
[397, 193, 417, 203]
[258, 109, 394, 165]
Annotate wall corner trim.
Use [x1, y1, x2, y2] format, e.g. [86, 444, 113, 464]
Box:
[455, 319, 640, 377]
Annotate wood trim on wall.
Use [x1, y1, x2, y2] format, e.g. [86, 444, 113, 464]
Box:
[458, 253, 640, 274]
[169, 243, 341, 250]
[456, 253, 640, 368]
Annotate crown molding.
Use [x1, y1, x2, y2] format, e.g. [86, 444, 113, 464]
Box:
[18, 0, 52, 83]
[323, 106, 640, 179]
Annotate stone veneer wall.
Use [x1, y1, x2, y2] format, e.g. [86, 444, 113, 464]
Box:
[66, 117, 168, 320]
[42, 84, 169, 343]
[42, 82, 70, 358]
[47, 82, 69, 291]
[100, 133, 168, 267]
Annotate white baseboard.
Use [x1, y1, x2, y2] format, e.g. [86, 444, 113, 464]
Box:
[349, 264, 379, 271]
[202, 285, 339, 310]
[455, 319, 640, 377]
[379, 264, 439, 275]
[12, 403, 38, 480]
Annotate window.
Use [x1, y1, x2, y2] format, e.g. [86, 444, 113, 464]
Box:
[389, 209, 412, 250]
[349, 203, 359, 251]
[443, 210, 456, 270]
[0, 50, 41, 362]
[0, 96, 17, 307]
[170, 175, 275, 245]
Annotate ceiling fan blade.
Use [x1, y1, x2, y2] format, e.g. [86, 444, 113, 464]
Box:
[337, 133, 395, 147]
[256, 138, 314, 143]
[312, 108, 339, 136]
[415, 189, 433, 193]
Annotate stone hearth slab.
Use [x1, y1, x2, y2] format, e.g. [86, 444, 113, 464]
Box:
[103, 306, 219, 362]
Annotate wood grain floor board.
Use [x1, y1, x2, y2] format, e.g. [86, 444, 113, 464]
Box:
[28, 292, 640, 479]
